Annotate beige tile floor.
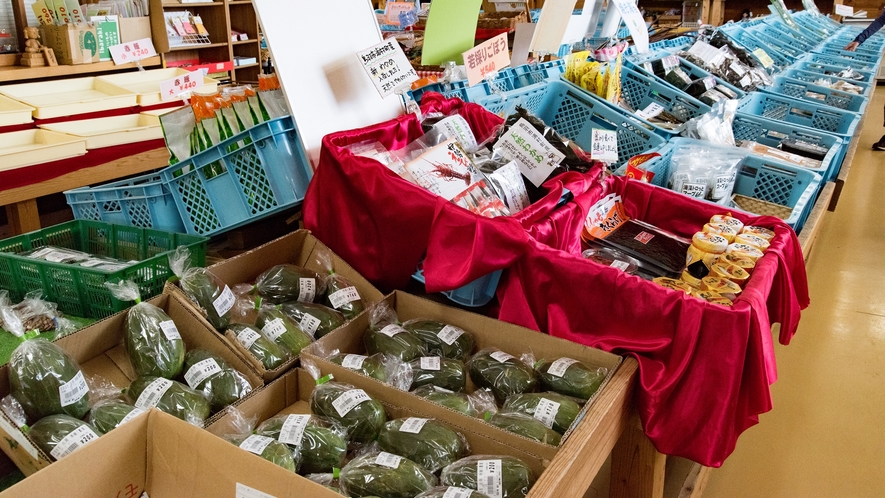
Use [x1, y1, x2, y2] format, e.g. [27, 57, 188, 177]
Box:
[704, 87, 885, 497]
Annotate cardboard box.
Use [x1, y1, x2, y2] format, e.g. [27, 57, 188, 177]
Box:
[119, 17, 152, 43]
[0, 292, 262, 475]
[40, 23, 100, 65]
[168, 229, 385, 382]
[0, 409, 342, 498]
[301, 290, 623, 461]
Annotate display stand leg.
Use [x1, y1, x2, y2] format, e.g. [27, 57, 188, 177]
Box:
[610, 415, 666, 498]
[6, 200, 41, 235]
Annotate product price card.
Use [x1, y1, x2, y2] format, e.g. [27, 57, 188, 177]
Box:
[462, 32, 511, 86]
[494, 118, 565, 188]
[590, 128, 618, 163]
[357, 39, 419, 98]
[109, 37, 156, 65]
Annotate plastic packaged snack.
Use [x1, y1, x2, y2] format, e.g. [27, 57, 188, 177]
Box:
[468, 349, 538, 404]
[182, 349, 253, 411]
[534, 358, 608, 401]
[221, 408, 296, 472]
[254, 264, 326, 305]
[126, 376, 211, 426]
[309, 376, 387, 445]
[86, 399, 147, 434]
[169, 247, 234, 330]
[581, 247, 641, 275]
[317, 250, 366, 320]
[255, 306, 314, 357]
[278, 301, 346, 339]
[502, 392, 582, 435]
[364, 302, 427, 361]
[105, 281, 186, 379]
[8, 338, 90, 421]
[409, 357, 467, 392]
[3, 291, 75, 336]
[487, 411, 562, 446]
[378, 417, 470, 473]
[339, 451, 438, 498]
[402, 319, 475, 362]
[440, 455, 536, 498]
[27, 414, 101, 460]
[411, 385, 498, 419]
[327, 351, 412, 390]
[256, 413, 348, 474]
[227, 323, 289, 370]
[667, 140, 746, 202]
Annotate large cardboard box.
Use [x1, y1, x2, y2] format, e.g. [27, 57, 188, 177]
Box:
[168, 229, 385, 382]
[40, 23, 100, 65]
[0, 409, 342, 498]
[0, 292, 262, 476]
[302, 290, 624, 461]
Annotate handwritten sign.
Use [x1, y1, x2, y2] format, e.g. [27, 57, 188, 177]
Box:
[494, 118, 566, 187]
[159, 69, 207, 101]
[590, 128, 618, 163]
[357, 39, 419, 98]
[463, 33, 511, 86]
[386, 1, 416, 24]
[109, 38, 156, 65]
[835, 3, 854, 16]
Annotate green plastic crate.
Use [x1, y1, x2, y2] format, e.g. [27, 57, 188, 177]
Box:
[0, 220, 207, 319]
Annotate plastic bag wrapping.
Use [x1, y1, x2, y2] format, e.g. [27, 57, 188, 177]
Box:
[346, 140, 409, 178]
[467, 348, 538, 404]
[226, 323, 289, 371]
[402, 319, 476, 362]
[321, 348, 413, 391]
[278, 301, 346, 339]
[105, 280, 185, 379]
[316, 250, 365, 320]
[377, 417, 470, 473]
[339, 450, 438, 498]
[254, 264, 326, 305]
[230, 284, 260, 325]
[411, 385, 498, 419]
[417, 486, 493, 498]
[667, 139, 747, 203]
[85, 374, 124, 407]
[683, 99, 738, 146]
[126, 376, 211, 427]
[487, 411, 562, 446]
[256, 413, 348, 474]
[408, 357, 467, 392]
[836, 68, 865, 81]
[1, 292, 75, 337]
[501, 392, 583, 435]
[308, 376, 387, 446]
[255, 305, 314, 356]
[364, 301, 427, 362]
[182, 349, 253, 411]
[0, 290, 8, 307]
[169, 246, 233, 330]
[440, 455, 536, 498]
[9, 338, 90, 421]
[26, 414, 101, 460]
[533, 358, 609, 401]
[305, 473, 343, 494]
[220, 407, 297, 472]
[86, 399, 146, 434]
[1, 395, 27, 428]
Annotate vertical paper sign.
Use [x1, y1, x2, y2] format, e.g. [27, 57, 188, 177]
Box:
[357, 39, 419, 98]
[95, 15, 120, 62]
[421, 0, 482, 65]
[386, 1, 415, 25]
[109, 38, 157, 65]
[834, 3, 853, 16]
[590, 128, 618, 163]
[610, 0, 648, 54]
[463, 33, 511, 86]
[531, 0, 579, 54]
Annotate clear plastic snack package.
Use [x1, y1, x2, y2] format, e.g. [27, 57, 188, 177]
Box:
[667, 139, 747, 203]
[169, 246, 235, 330]
[7, 291, 75, 335]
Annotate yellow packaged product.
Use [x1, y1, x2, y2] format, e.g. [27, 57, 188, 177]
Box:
[741, 226, 775, 241]
[692, 290, 734, 306]
[710, 214, 744, 233]
[686, 244, 718, 268]
[700, 276, 742, 295]
[681, 269, 703, 288]
[734, 233, 771, 252]
[653, 277, 693, 294]
[725, 243, 764, 262]
[703, 223, 737, 243]
[710, 263, 750, 287]
[717, 253, 756, 273]
[691, 232, 728, 254]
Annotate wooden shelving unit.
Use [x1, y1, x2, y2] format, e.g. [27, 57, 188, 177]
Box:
[0, 56, 162, 83]
[149, 0, 262, 83]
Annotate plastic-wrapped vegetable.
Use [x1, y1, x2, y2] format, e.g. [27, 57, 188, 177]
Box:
[306, 473, 345, 495]
[86, 399, 146, 434]
[309, 377, 387, 445]
[227, 323, 289, 370]
[441, 455, 536, 498]
[502, 392, 582, 435]
[417, 487, 492, 498]
[224, 433, 297, 472]
[182, 349, 253, 411]
[9, 338, 90, 421]
[256, 414, 348, 474]
[169, 247, 235, 330]
[534, 358, 607, 401]
[105, 281, 185, 379]
[404, 319, 475, 362]
[317, 250, 365, 320]
[364, 302, 426, 361]
[255, 264, 326, 304]
[27, 414, 101, 461]
[126, 376, 211, 426]
[378, 417, 470, 473]
[328, 352, 411, 390]
[468, 349, 538, 404]
[409, 357, 467, 392]
[487, 411, 562, 446]
[255, 306, 314, 357]
[279, 301, 346, 338]
[411, 385, 497, 419]
[339, 451, 437, 498]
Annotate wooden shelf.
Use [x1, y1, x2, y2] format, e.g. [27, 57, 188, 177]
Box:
[162, 1, 223, 6]
[228, 0, 253, 4]
[0, 57, 162, 83]
[233, 63, 259, 69]
[169, 42, 229, 51]
[232, 39, 258, 45]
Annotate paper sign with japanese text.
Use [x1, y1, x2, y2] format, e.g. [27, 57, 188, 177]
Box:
[834, 3, 854, 16]
[494, 117, 566, 187]
[463, 33, 511, 86]
[109, 38, 157, 65]
[356, 39, 419, 98]
[160, 69, 208, 101]
[611, 0, 648, 53]
[386, 1, 416, 25]
[590, 128, 618, 163]
[405, 139, 482, 200]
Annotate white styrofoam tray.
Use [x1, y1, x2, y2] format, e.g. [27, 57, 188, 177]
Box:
[38, 114, 162, 149]
[97, 68, 219, 106]
[0, 129, 87, 171]
[0, 77, 137, 119]
[0, 95, 35, 127]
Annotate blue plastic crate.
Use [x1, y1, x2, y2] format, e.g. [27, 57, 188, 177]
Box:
[64, 173, 185, 233]
[737, 92, 861, 141]
[474, 79, 552, 117]
[159, 116, 313, 236]
[624, 36, 695, 65]
[780, 66, 874, 96]
[724, 29, 792, 69]
[412, 266, 502, 308]
[534, 80, 667, 170]
[676, 58, 746, 98]
[800, 52, 878, 72]
[764, 19, 826, 45]
[819, 41, 883, 57]
[815, 47, 883, 65]
[742, 28, 805, 61]
[764, 77, 868, 115]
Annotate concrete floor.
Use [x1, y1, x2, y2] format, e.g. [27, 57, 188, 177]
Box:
[704, 86, 885, 497]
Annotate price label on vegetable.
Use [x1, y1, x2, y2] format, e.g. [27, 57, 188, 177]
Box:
[159, 68, 207, 101]
[494, 118, 565, 188]
[751, 49, 775, 69]
[590, 128, 618, 163]
[356, 38, 419, 98]
[109, 37, 156, 65]
[462, 32, 511, 87]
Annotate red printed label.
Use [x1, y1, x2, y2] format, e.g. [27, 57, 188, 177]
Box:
[634, 232, 655, 244]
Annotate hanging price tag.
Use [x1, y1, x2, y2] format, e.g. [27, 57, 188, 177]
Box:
[590, 129, 618, 164]
[159, 68, 208, 101]
[109, 37, 157, 65]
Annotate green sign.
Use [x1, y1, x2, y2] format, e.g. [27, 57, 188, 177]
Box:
[94, 15, 120, 61]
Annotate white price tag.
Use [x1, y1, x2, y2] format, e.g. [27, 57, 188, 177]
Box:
[443, 488, 476, 498]
[332, 389, 371, 417]
[611, 260, 631, 271]
[159, 68, 207, 102]
[237, 328, 261, 349]
[236, 483, 277, 498]
[494, 118, 566, 188]
[58, 370, 89, 408]
[547, 358, 580, 377]
[159, 320, 182, 341]
[590, 129, 618, 164]
[213, 285, 235, 316]
[433, 115, 478, 152]
[119, 407, 147, 426]
[297, 278, 317, 302]
[239, 435, 275, 455]
[299, 314, 321, 338]
[109, 37, 157, 65]
[477, 459, 504, 498]
[489, 351, 515, 363]
[462, 32, 511, 87]
[342, 354, 368, 370]
[328, 287, 361, 309]
[278, 414, 311, 446]
[420, 356, 441, 371]
[752, 49, 775, 69]
[375, 451, 403, 469]
[356, 39, 419, 98]
[134, 378, 173, 409]
[681, 182, 707, 198]
[635, 102, 665, 121]
[184, 358, 223, 388]
[437, 325, 466, 346]
[50, 424, 99, 460]
[399, 417, 429, 434]
[835, 3, 854, 16]
[379, 324, 407, 337]
[534, 397, 561, 429]
[261, 318, 288, 341]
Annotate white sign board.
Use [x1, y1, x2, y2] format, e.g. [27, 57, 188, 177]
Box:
[590, 128, 618, 163]
[109, 38, 156, 65]
[610, 0, 648, 54]
[357, 39, 419, 98]
[835, 4, 854, 16]
[159, 68, 207, 101]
